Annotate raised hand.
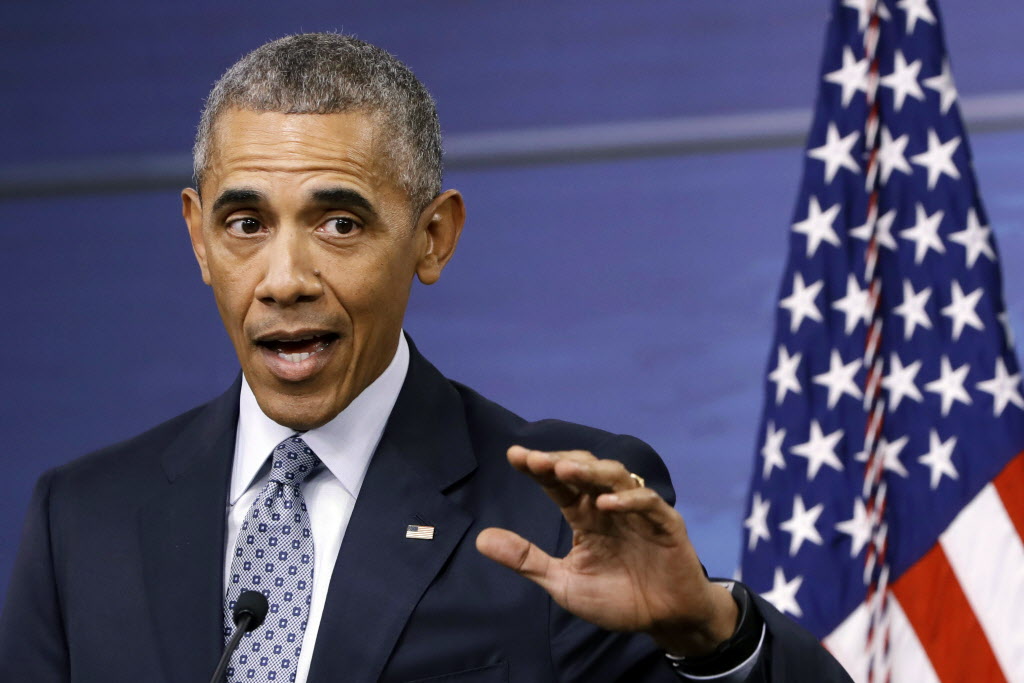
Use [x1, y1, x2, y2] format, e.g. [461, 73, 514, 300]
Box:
[475, 446, 739, 657]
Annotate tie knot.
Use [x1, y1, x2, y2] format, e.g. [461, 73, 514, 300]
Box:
[269, 436, 321, 486]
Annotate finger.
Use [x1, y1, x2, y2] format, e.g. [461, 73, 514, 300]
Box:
[475, 527, 561, 594]
[507, 446, 596, 476]
[595, 488, 690, 544]
[595, 487, 680, 525]
[553, 457, 637, 493]
[506, 446, 585, 508]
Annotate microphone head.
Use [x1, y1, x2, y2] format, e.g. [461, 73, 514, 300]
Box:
[233, 591, 269, 632]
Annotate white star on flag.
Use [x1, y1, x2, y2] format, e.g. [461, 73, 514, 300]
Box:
[791, 420, 844, 481]
[769, 346, 803, 405]
[832, 274, 872, 335]
[882, 352, 924, 411]
[923, 58, 958, 114]
[842, 0, 891, 32]
[813, 349, 864, 409]
[792, 196, 841, 257]
[745, 492, 772, 551]
[879, 435, 910, 478]
[925, 356, 973, 416]
[849, 208, 897, 250]
[917, 429, 959, 490]
[897, 0, 937, 33]
[948, 208, 995, 268]
[893, 278, 933, 340]
[856, 435, 911, 478]
[780, 495, 825, 556]
[911, 128, 961, 189]
[940, 280, 985, 341]
[880, 50, 925, 112]
[976, 357, 1024, 417]
[899, 203, 945, 264]
[761, 421, 787, 478]
[835, 498, 873, 558]
[762, 567, 804, 618]
[824, 46, 870, 107]
[876, 127, 912, 184]
[779, 272, 824, 332]
[807, 123, 861, 183]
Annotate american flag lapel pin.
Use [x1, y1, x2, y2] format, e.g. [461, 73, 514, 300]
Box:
[406, 524, 435, 540]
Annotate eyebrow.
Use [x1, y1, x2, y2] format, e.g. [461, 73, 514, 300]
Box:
[210, 188, 265, 214]
[310, 188, 378, 219]
[209, 187, 379, 220]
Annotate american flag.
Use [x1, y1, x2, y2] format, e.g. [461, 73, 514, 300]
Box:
[405, 524, 435, 540]
[740, 0, 1024, 681]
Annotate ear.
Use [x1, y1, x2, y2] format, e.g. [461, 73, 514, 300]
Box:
[415, 189, 465, 285]
[182, 187, 212, 285]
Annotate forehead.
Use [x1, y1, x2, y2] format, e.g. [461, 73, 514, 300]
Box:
[203, 108, 407, 206]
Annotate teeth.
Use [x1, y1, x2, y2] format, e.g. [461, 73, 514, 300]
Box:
[275, 340, 332, 363]
[267, 336, 333, 364]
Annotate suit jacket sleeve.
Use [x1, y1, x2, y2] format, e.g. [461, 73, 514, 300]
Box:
[538, 431, 852, 682]
[750, 591, 854, 682]
[0, 469, 70, 683]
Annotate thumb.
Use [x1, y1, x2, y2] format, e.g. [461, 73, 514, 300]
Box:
[476, 527, 558, 591]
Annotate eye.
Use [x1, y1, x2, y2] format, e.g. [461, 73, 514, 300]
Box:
[320, 217, 361, 237]
[226, 217, 264, 236]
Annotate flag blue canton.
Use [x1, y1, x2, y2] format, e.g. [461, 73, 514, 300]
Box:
[740, 0, 1024, 641]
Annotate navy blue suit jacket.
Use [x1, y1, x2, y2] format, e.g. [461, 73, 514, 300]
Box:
[0, 340, 850, 682]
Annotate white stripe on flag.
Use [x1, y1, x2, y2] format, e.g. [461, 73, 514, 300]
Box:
[823, 603, 869, 683]
[940, 484, 1024, 681]
[823, 597, 940, 683]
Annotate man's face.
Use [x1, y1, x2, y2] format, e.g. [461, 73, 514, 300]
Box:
[183, 108, 463, 430]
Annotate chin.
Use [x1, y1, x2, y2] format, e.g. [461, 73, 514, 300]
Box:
[271, 412, 324, 432]
[259, 393, 339, 431]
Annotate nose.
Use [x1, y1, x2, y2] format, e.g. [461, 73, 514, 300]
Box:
[253, 230, 323, 306]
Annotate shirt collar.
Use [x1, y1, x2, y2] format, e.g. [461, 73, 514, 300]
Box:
[230, 333, 410, 505]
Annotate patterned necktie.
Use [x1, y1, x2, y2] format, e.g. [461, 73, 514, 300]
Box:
[223, 435, 321, 683]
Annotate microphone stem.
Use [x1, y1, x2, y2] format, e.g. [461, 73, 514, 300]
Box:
[208, 613, 252, 683]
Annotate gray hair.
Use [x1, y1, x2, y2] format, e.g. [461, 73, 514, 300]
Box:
[192, 33, 443, 213]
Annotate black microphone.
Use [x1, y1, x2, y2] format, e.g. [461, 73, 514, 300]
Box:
[208, 590, 269, 683]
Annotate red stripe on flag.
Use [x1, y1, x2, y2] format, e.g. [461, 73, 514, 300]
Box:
[892, 543, 1005, 683]
[993, 450, 1024, 542]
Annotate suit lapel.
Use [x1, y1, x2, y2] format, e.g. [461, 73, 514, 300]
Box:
[138, 378, 240, 683]
[307, 339, 477, 683]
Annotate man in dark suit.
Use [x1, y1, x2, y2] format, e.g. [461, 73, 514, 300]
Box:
[0, 33, 851, 682]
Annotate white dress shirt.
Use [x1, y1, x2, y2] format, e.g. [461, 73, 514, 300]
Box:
[224, 334, 409, 683]
[222, 332, 759, 681]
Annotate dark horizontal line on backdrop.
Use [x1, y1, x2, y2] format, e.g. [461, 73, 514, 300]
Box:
[3, 91, 1024, 200]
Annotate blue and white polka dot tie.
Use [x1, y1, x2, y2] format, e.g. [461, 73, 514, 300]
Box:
[223, 435, 321, 682]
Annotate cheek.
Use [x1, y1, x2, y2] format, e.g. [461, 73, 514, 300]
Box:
[208, 253, 260, 330]
[330, 254, 413, 319]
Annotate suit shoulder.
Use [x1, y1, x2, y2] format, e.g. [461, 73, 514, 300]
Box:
[50, 399, 215, 485]
[451, 380, 675, 504]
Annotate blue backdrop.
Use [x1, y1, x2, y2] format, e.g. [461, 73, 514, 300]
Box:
[3, 1, 1023, 609]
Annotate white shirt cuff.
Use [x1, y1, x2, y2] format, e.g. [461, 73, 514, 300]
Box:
[668, 621, 766, 682]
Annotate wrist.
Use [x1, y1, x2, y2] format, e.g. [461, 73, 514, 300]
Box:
[650, 581, 739, 657]
[664, 581, 766, 678]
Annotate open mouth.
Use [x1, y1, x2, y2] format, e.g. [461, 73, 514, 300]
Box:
[256, 333, 339, 364]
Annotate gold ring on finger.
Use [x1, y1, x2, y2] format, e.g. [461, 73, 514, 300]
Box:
[628, 472, 645, 489]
